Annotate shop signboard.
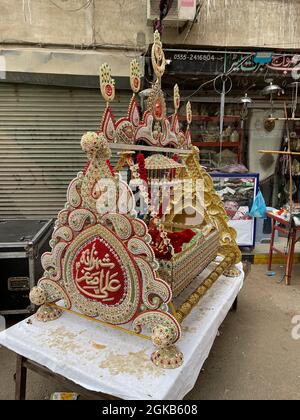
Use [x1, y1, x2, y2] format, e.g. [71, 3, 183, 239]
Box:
[164, 50, 300, 79]
[165, 50, 225, 75]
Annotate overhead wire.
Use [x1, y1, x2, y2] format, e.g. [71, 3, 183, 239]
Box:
[181, 53, 255, 105]
[49, 0, 93, 12]
[22, 0, 32, 24]
[175, 53, 255, 168]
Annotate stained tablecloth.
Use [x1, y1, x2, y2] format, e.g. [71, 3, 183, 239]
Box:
[0, 262, 244, 400]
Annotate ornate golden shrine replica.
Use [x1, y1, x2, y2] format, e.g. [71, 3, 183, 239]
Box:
[30, 31, 241, 370]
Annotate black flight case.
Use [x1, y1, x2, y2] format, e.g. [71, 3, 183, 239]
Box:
[0, 219, 54, 315]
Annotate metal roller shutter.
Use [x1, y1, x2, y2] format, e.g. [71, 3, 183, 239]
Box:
[0, 84, 131, 219]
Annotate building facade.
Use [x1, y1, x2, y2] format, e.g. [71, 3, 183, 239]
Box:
[0, 0, 299, 218]
[1, 0, 300, 50]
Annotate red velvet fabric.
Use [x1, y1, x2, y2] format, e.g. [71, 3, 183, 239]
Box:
[149, 228, 196, 260]
[72, 238, 126, 305]
[167, 229, 196, 254]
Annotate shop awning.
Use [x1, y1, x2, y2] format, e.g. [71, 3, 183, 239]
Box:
[0, 47, 145, 89]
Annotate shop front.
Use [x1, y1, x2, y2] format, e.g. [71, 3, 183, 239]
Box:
[147, 47, 300, 246]
[0, 48, 145, 219]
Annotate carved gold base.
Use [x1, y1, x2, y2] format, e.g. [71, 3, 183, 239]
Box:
[224, 265, 241, 278]
[35, 305, 63, 323]
[151, 345, 184, 369]
[175, 253, 237, 323]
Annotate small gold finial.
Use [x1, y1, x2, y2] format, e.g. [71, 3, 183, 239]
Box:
[130, 59, 141, 94]
[152, 30, 166, 81]
[100, 63, 116, 103]
[174, 84, 180, 113]
[186, 101, 193, 125]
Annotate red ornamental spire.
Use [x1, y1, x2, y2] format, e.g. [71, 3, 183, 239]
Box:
[137, 154, 149, 186]
[83, 160, 91, 176]
[106, 160, 115, 176]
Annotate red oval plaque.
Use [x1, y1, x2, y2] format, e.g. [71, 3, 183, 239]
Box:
[73, 238, 126, 306]
[105, 84, 113, 98]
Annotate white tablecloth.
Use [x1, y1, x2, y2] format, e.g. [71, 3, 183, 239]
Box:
[0, 262, 244, 400]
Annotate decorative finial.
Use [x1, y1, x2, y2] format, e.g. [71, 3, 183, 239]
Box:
[174, 84, 180, 113]
[81, 132, 111, 161]
[152, 30, 166, 81]
[130, 59, 141, 94]
[100, 63, 116, 103]
[186, 101, 193, 125]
